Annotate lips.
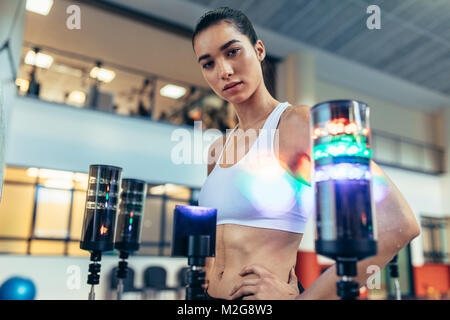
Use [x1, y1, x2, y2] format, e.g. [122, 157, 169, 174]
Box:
[223, 81, 243, 91]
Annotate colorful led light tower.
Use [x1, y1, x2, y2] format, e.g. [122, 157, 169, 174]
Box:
[311, 100, 377, 299]
[114, 178, 147, 299]
[80, 164, 122, 300]
[114, 179, 147, 252]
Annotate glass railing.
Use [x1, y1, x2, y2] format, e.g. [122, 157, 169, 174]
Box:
[0, 165, 199, 257]
[372, 129, 444, 175]
[15, 41, 237, 132]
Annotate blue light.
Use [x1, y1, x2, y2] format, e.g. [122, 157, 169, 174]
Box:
[314, 163, 371, 182]
[175, 205, 217, 218]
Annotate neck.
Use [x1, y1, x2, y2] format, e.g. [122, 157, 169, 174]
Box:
[233, 82, 280, 131]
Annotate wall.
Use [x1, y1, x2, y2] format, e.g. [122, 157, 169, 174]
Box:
[0, 0, 26, 201]
[23, 0, 207, 89]
[6, 95, 222, 188]
[413, 264, 450, 297]
[315, 79, 437, 146]
[0, 254, 188, 300]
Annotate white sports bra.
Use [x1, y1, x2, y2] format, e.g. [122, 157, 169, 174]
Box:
[198, 102, 313, 234]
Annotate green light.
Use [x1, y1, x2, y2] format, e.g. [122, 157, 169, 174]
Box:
[129, 218, 133, 224]
[313, 135, 372, 160]
[106, 193, 109, 200]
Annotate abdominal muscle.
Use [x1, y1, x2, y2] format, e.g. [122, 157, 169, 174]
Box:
[206, 223, 303, 299]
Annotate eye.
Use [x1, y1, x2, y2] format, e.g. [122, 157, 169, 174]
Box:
[202, 61, 213, 69]
[228, 48, 240, 56]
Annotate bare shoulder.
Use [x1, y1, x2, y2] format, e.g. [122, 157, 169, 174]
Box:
[276, 105, 312, 181]
[278, 105, 312, 149]
[281, 104, 310, 123]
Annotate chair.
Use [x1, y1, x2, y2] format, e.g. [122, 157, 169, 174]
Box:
[109, 266, 141, 300]
[142, 266, 178, 300]
[175, 267, 190, 300]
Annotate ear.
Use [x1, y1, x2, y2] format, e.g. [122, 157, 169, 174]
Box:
[254, 40, 266, 62]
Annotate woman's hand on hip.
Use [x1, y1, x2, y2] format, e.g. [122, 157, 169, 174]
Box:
[229, 264, 300, 300]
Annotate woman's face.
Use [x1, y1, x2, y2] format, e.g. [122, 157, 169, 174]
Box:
[193, 21, 265, 104]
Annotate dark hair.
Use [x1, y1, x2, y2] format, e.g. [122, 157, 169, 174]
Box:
[192, 7, 258, 48]
[192, 7, 275, 96]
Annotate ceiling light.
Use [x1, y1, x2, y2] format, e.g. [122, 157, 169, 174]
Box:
[89, 67, 116, 83]
[27, 168, 39, 178]
[203, 94, 224, 108]
[24, 50, 53, 68]
[43, 179, 74, 190]
[15, 78, 30, 93]
[74, 173, 88, 182]
[27, 168, 74, 180]
[160, 84, 187, 99]
[26, 0, 54, 16]
[67, 91, 86, 106]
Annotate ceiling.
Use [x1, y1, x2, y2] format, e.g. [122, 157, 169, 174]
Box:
[21, 0, 226, 118]
[186, 0, 450, 96]
[22, 0, 450, 112]
[99, 0, 450, 111]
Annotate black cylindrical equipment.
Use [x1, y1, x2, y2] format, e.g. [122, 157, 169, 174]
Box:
[186, 235, 210, 300]
[311, 100, 378, 299]
[171, 205, 217, 300]
[114, 178, 147, 300]
[114, 178, 147, 252]
[389, 255, 401, 300]
[80, 165, 122, 251]
[80, 164, 122, 300]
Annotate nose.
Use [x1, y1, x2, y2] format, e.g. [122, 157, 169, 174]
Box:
[217, 59, 233, 80]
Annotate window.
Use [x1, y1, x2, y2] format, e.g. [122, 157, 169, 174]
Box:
[372, 131, 444, 174]
[421, 216, 449, 264]
[0, 165, 199, 257]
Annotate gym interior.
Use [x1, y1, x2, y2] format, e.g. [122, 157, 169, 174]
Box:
[0, 0, 449, 300]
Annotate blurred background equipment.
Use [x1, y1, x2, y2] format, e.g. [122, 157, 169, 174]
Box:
[80, 164, 122, 300]
[0, 276, 36, 300]
[114, 178, 147, 300]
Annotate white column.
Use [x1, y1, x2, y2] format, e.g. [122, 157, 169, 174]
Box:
[0, 0, 26, 201]
[276, 50, 316, 107]
[440, 107, 450, 212]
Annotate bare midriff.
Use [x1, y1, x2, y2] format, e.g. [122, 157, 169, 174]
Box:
[205, 223, 303, 299]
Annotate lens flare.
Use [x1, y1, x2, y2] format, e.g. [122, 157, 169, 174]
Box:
[372, 175, 389, 203]
[236, 154, 312, 216]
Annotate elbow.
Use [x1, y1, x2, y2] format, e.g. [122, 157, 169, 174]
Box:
[407, 218, 421, 241]
[397, 215, 421, 248]
[402, 208, 421, 241]
[383, 213, 421, 257]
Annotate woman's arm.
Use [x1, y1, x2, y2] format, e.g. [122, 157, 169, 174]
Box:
[297, 160, 421, 299]
[229, 106, 421, 300]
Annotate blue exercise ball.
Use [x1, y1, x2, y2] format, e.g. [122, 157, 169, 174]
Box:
[0, 276, 36, 300]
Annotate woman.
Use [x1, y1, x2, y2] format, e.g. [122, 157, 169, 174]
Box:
[193, 7, 420, 300]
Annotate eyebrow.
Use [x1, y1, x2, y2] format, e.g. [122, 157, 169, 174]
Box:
[197, 39, 241, 63]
